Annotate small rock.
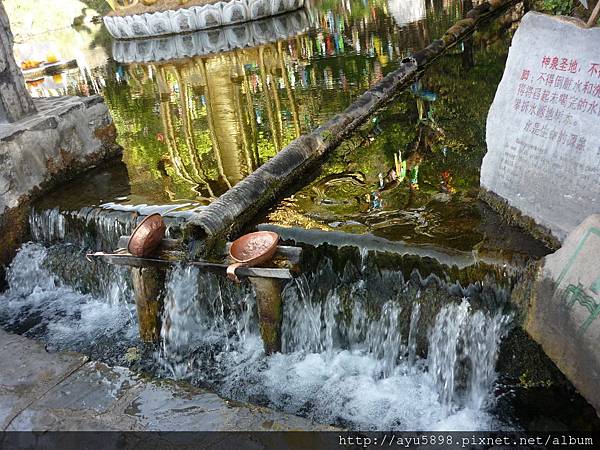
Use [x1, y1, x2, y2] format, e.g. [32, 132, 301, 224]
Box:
[124, 347, 141, 363]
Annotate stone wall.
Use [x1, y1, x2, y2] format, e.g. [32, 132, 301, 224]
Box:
[104, 0, 306, 39]
[514, 214, 600, 415]
[0, 96, 122, 282]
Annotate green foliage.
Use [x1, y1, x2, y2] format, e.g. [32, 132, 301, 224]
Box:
[541, 0, 574, 15]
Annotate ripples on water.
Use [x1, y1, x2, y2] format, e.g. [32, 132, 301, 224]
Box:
[0, 242, 512, 431]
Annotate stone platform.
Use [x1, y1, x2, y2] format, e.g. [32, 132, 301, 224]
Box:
[0, 95, 121, 285]
[104, 0, 305, 39]
[0, 329, 327, 431]
[0, 96, 120, 214]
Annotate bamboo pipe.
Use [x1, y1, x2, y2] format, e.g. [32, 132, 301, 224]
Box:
[588, 1, 600, 28]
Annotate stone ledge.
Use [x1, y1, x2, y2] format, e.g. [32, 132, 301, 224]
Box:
[0, 329, 330, 431]
[479, 188, 560, 251]
[112, 8, 311, 64]
[104, 0, 305, 39]
[0, 95, 121, 214]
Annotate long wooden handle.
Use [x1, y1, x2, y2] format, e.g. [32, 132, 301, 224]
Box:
[227, 262, 243, 284]
[86, 253, 296, 280]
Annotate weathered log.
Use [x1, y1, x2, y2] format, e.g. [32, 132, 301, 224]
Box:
[588, 1, 600, 28]
[116, 235, 302, 264]
[131, 267, 165, 343]
[184, 0, 522, 256]
[250, 277, 283, 355]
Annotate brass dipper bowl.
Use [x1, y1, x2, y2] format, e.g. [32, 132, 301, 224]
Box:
[227, 231, 280, 283]
[128, 213, 166, 257]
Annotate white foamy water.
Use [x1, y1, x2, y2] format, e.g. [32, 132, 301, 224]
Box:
[1, 243, 512, 431]
[157, 263, 512, 431]
[0, 243, 137, 349]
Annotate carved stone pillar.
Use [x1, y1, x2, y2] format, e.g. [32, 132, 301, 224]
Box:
[0, 2, 36, 123]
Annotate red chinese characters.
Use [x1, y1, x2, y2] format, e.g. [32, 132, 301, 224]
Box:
[541, 56, 579, 73]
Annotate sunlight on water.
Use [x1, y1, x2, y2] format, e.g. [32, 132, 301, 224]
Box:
[0, 242, 512, 431]
[155, 260, 512, 431]
[0, 243, 137, 348]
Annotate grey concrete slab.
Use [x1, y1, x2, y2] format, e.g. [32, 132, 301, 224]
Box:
[0, 330, 87, 430]
[519, 214, 600, 414]
[0, 330, 330, 431]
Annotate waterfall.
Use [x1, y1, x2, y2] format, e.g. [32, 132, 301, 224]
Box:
[157, 264, 256, 380]
[428, 300, 511, 413]
[29, 206, 137, 250]
[1, 239, 513, 430]
[0, 243, 136, 350]
[28, 204, 191, 251]
[407, 301, 421, 370]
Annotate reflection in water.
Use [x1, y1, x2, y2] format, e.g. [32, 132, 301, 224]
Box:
[105, 1, 467, 206]
[267, 13, 545, 256]
[115, 16, 311, 204]
[25, 1, 470, 209]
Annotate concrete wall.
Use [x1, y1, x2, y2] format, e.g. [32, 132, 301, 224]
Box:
[0, 95, 121, 283]
[515, 215, 600, 415]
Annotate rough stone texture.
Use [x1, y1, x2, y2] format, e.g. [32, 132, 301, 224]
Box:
[0, 96, 121, 214]
[0, 2, 36, 123]
[519, 214, 600, 414]
[0, 329, 330, 431]
[0, 95, 121, 287]
[482, 12, 600, 244]
[111, 8, 311, 63]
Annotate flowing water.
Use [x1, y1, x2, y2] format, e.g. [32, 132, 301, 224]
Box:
[0, 236, 514, 431]
[4, 0, 599, 433]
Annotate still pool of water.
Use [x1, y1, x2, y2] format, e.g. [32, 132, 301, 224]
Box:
[31, 0, 469, 208]
[29, 0, 547, 260]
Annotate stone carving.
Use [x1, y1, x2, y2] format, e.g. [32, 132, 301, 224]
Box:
[196, 3, 224, 29]
[272, 0, 287, 15]
[176, 34, 197, 58]
[130, 15, 151, 37]
[104, 0, 304, 39]
[111, 9, 310, 64]
[521, 214, 600, 414]
[200, 29, 229, 54]
[482, 12, 600, 245]
[114, 16, 134, 38]
[222, 0, 249, 24]
[249, 0, 270, 19]
[147, 11, 173, 36]
[170, 9, 198, 34]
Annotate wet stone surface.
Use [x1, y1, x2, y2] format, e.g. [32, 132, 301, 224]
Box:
[0, 329, 330, 431]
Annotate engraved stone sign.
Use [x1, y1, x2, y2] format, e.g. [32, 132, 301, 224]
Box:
[522, 214, 600, 413]
[481, 12, 600, 244]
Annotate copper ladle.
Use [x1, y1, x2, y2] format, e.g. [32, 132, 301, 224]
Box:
[128, 213, 166, 257]
[227, 231, 280, 283]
